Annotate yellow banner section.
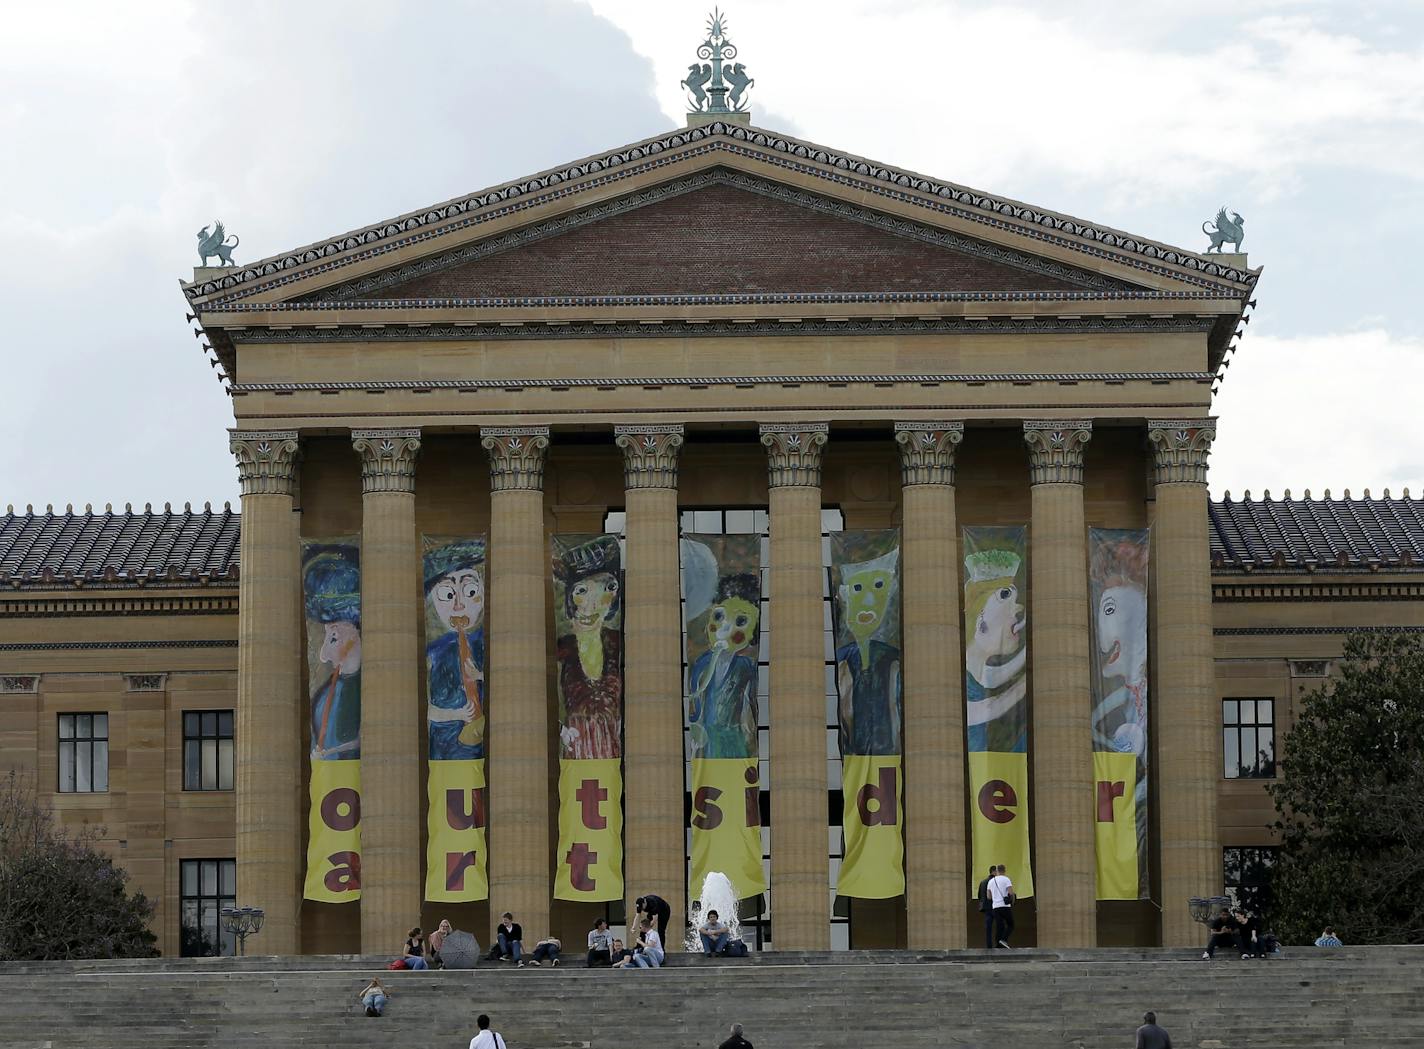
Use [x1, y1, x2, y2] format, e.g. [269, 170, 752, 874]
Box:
[838, 755, 904, 899]
[305, 760, 362, 903]
[967, 751, 1034, 899]
[1093, 750, 1140, 900]
[690, 757, 766, 901]
[425, 759, 488, 902]
[554, 759, 624, 902]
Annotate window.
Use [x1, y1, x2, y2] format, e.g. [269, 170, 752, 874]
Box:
[184, 710, 235, 791]
[1223, 846, 1276, 918]
[180, 858, 236, 957]
[1223, 699, 1276, 778]
[57, 713, 109, 793]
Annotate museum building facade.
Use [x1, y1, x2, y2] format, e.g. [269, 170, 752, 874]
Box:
[3, 120, 1422, 957]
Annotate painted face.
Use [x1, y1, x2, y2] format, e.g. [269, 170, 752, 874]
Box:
[1098, 583, 1148, 681]
[319, 619, 361, 676]
[841, 567, 893, 640]
[571, 572, 618, 626]
[707, 596, 758, 652]
[977, 583, 1025, 658]
[432, 568, 484, 633]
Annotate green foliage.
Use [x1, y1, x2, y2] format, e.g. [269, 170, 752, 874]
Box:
[1268, 633, 1424, 945]
[0, 772, 158, 960]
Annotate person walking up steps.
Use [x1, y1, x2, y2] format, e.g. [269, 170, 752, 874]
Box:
[468, 1014, 507, 1049]
[1134, 1011, 1172, 1049]
[988, 864, 1015, 948]
[976, 865, 996, 949]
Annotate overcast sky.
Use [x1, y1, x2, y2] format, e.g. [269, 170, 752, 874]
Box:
[2, 0, 1421, 510]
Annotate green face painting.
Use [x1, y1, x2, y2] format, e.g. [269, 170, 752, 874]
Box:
[842, 566, 893, 641]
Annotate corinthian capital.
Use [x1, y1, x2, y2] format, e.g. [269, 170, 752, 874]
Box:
[615, 425, 684, 490]
[1023, 420, 1093, 485]
[759, 423, 829, 488]
[1148, 419, 1216, 485]
[229, 430, 300, 497]
[894, 422, 965, 486]
[351, 428, 421, 494]
[481, 426, 551, 492]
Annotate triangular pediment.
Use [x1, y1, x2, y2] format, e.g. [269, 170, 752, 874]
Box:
[304, 173, 1135, 302]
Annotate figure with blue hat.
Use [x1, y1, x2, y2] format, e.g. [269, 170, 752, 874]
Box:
[424, 538, 487, 761]
[304, 544, 362, 761]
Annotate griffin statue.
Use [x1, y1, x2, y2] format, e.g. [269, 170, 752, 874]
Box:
[196, 222, 240, 266]
[1202, 208, 1244, 254]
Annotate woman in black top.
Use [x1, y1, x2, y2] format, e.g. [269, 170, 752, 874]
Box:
[403, 927, 430, 970]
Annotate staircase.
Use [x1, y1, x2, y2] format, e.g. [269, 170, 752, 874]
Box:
[2, 947, 1420, 1049]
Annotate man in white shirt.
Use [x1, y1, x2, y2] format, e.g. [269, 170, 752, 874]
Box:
[469, 1014, 506, 1049]
[988, 864, 1015, 948]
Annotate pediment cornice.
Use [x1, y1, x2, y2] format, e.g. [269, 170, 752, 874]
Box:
[183, 122, 1258, 309]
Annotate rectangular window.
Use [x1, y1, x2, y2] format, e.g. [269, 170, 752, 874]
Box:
[179, 858, 237, 957]
[57, 713, 109, 793]
[1222, 698, 1275, 778]
[183, 710, 235, 791]
[1223, 846, 1277, 917]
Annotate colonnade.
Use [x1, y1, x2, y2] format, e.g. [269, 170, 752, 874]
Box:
[229, 418, 1217, 953]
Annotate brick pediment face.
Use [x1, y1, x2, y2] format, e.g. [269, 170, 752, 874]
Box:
[323, 180, 1130, 301]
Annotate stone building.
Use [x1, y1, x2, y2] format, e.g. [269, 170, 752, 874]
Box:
[2, 120, 1421, 957]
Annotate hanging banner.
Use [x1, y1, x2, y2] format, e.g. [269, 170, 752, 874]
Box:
[551, 534, 625, 902]
[962, 526, 1034, 899]
[1088, 528, 1151, 900]
[423, 536, 490, 903]
[830, 530, 904, 899]
[682, 534, 767, 901]
[303, 539, 363, 902]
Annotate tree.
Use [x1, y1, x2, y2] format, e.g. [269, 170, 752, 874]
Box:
[0, 772, 158, 960]
[1268, 632, 1424, 945]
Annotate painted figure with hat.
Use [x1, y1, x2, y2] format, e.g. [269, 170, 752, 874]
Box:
[833, 537, 903, 756]
[553, 535, 623, 761]
[304, 543, 362, 761]
[425, 538, 487, 761]
[963, 539, 1028, 753]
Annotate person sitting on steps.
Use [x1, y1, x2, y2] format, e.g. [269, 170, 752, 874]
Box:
[699, 909, 731, 956]
[428, 918, 453, 969]
[624, 917, 664, 968]
[526, 935, 561, 967]
[493, 912, 523, 963]
[587, 918, 613, 967]
[609, 937, 636, 968]
[403, 927, 430, 970]
[1201, 908, 1240, 959]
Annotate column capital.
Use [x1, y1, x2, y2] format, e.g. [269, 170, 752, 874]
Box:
[351, 429, 421, 494]
[894, 422, 965, 486]
[1023, 420, 1093, 485]
[759, 423, 829, 488]
[481, 426, 551, 492]
[1148, 419, 1217, 485]
[615, 425, 684, 490]
[229, 430, 300, 497]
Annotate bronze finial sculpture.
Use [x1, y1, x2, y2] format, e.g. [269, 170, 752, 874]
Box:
[683, 8, 752, 114]
[1202, 207, 1244, 253]
[196, 221, 240, 266]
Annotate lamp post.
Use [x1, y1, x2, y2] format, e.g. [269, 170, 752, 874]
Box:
[220, 905, 266, 956]
[1188, 895, 1233, 925]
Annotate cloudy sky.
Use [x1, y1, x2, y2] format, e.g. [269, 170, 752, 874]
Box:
[2, 0, 1421, 510]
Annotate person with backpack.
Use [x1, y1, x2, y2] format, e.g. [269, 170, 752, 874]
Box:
[975, 865, 996, 949]
[468, 1014, 507, 1049]
[988, 864, 1015, 948]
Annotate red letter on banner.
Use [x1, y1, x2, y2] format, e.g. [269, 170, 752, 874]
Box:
[566, 842, 598, 891]
[692, 786, 724, 830]
[857, 766, 899, 826]
[321, 788, 360, 830]
[1096, 780, 1126, 822]
[445, 851, 478, 891]
[978, 780, 1017, 824]
[446, 787, 486, 830]
[324, 851, 361, 892]
[745, 765, 762, 828]
[576, 778, 608, 830]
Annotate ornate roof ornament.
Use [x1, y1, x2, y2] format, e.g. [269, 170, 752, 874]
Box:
[1202, 207, 1244, 254]
[683, 8, 753, 116]
[197, 221, 240, 266]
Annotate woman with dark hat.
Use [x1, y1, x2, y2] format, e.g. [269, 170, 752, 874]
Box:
[554, 536, 623, 761]
[304, 545, 362, 761]
[424, 539, 488, 761]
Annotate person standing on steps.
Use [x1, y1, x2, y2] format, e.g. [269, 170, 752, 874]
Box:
[635, 893, 673, 946]
[1134, 1011, 1172, 1049]
[976, 865, 996, 949]
[468, 1014, 507, 1049]
[988, 864, 1015, 948]
[719, 1022, 754, 1049]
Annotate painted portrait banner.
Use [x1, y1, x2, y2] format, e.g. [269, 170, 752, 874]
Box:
[423, 536, 489, 903]
[302, 538, 362, 903]
[962, 526, 1034, 899]
[682, 534, 767, 902]
[830, 530, 905, 899]
[551, 534, 625, 902]
[1088, 528, 1151, 900]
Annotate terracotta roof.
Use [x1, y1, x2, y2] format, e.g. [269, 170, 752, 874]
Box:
[1210, 491, 1424, 572]
[0, 505, 240, 585]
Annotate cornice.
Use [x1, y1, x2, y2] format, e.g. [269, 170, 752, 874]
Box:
[184, 124, 1254, 307]
[1023, 420, 1093, 485]
[615, 425, 684, 490]
[1212, 579, 1424, 602]
[0, 639, 238, 652]
[0, 594, 238, 617]
[894, 422, 964, 486]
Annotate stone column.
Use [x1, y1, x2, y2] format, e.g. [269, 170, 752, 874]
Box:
[893, 422, 967, 948]
[1022, 420, 1096, 947]
[614, 426, 687, 939]
[1148, 419, 1219, 947]
[480, 426, 552, 942]
[351, 428, 423, 954]
[229, 430, 302, 954]
[759, 423, 830, 950]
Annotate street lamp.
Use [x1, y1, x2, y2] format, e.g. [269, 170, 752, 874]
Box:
[220, 906, 266, 956]
[1188, 895, 1233, 925]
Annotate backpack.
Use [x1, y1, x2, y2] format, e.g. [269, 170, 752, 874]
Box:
[386, 958, 407, 970]
[722, 940, 749, 958]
